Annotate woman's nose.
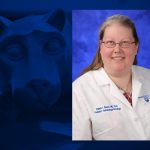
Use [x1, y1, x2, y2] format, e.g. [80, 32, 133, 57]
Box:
[114, 44, 121, 53]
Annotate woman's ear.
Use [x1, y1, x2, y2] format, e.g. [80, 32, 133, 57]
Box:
[99, 40, 101, 45]
[99, 40, 102, 53]
[134, 43, 139, 55]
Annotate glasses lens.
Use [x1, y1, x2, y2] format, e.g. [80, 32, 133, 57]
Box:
[121, 41, 130, 48]
[103, 41, 134, 48]
[105, 41, 115, 48]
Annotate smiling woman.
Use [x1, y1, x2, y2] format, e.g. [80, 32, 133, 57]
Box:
[72, 14, 150, 140]
[100, 21, 138, 76]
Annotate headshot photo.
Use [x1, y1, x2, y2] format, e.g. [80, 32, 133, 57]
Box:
[72, 10, 150, 140]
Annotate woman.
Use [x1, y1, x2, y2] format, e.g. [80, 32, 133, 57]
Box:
[73, 14, 150, 140]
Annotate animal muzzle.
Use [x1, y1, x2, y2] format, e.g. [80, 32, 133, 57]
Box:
[13, 79, 61, 112]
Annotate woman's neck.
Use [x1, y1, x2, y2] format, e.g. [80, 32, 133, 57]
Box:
[105, 69, 132, 93]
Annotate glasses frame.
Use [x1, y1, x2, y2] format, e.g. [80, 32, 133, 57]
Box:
[101, 40, 136, 48]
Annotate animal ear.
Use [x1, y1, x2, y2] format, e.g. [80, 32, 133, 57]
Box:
[0, 20, 7, 33]
[47, 8, 66, 31]
[0, 16, 11, 34]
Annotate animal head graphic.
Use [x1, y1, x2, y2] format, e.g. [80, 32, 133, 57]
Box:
[0, 9, 71, 114]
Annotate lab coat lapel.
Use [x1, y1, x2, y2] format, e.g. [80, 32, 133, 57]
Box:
[95, 67, 143, 108]
[109, 80, 132, 108]
[132, 72, 142, 108]
[96, 68, 132, 108]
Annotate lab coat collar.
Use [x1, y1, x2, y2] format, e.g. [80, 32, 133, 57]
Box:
[93, 68, 131, 108]
[93, 66, 143, 86]
[93, 67, 143, 109]
[93, 68, 112, 86]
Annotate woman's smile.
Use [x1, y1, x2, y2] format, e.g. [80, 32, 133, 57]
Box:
[111, 56, 125, 61]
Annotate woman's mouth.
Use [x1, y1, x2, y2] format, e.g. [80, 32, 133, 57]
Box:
[111, 56, 125, 60]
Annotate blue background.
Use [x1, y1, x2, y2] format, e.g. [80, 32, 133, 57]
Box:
[1, 0, 150, 150]
[73, 10, 150, 80]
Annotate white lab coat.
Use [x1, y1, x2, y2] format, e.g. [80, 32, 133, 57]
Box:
[72, 65, 150, 140]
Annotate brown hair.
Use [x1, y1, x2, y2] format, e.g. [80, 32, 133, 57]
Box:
[81, 14, 139, 75]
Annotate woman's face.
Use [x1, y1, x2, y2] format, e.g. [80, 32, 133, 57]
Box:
[100, 23, 138, 76]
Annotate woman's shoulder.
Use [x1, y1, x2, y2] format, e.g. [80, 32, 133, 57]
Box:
[133, 65, 150, 73]
[132, 65, 150, 79]
[73, 68, 103, 88]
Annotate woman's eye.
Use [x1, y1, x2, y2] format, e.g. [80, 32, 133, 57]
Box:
[107, 41, 114, 44]
[4, 44, 26, 61]
[44, 39, 64, 55]
[122, 41, 129, 44]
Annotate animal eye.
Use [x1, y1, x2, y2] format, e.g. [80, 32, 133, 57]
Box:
[3, 44, 26, 61]
[44, 38, 64, 55]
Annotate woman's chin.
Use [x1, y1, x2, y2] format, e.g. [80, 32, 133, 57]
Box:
[104, 64, 130, 76]
[113, 63, 126, 70]
[110, 65, 127, 75]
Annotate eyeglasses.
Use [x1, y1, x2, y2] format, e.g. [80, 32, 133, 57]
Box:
[101, 40, 136, 48]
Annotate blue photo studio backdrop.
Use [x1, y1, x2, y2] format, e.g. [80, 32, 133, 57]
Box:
[72, 10, 150, 81]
